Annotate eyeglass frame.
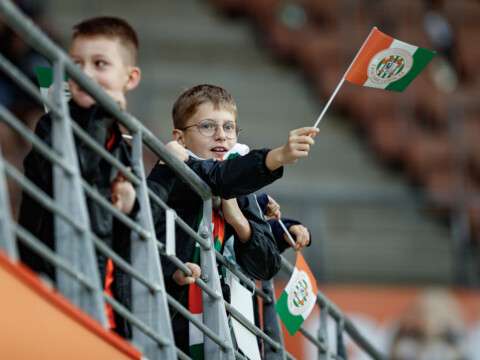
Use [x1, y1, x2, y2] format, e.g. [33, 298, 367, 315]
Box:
[178, 119, 242, 139]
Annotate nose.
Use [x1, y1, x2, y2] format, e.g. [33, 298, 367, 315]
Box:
[214, 125, 227, 140]
[81, 63, 94, 79]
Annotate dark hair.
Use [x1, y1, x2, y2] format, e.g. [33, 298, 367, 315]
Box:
[72, 16, 138, 65]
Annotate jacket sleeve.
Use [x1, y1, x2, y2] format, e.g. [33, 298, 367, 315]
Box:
[232, 194, 281, 280]
[187, 149, 283, 199]
[146, 163, 178, 225]
[256, 193, 269, 213]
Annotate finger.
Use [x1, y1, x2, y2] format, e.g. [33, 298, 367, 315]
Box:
[184, 276, 196, 285]
[297, 235, 308, 249]
[187, 263, 202, 279]
[291, 127, 319, 137]
[114, 167, 132, 182]
[113, 172, 127, 183]
[266, 206, 280, 217]
[284, 233, 298, 250]
[291, 149, 309, 160]
[293, 143, 311, 152]
[297, 135, 315, 146]
[296, 230, 310, 248]
[191, 268, 201, 279]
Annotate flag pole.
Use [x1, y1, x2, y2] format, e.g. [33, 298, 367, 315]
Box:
[278, 219, 297, 249]
[313, 27, 377, 128]
[313, 78, 345, 128]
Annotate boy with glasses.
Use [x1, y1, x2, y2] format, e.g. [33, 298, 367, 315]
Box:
[147, 84, 317, 354]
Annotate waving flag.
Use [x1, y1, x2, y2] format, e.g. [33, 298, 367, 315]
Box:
[345, 27, 436, 92]
[275, 252, 318, 336]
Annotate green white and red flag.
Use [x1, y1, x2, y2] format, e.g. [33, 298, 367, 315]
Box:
[275, 252, 318, 336]
[313, 27, 436, 127]
[344, 27, 436, 92]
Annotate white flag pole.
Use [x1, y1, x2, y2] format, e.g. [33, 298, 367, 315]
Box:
[313, 78, 345, 128]
[313, 26, 378, 128]
[278, 219, 297, 249]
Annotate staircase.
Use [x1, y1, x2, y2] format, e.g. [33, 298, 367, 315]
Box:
[38, 0, 454, 285]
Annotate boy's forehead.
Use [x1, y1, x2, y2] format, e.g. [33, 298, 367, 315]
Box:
[189, 102, 237, 122]
[70, 35, 122, 53]
[71, 34, 119, 48]
[70, 35, 132, 64]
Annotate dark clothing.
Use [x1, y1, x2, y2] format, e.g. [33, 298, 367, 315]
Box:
[147, 151, 283, 352]
[18, 100, 135, 338]
[256, 193, 312, 253]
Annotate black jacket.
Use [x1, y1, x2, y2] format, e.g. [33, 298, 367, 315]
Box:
[18, 100, 135, 338]
[147, 150, 283, 351]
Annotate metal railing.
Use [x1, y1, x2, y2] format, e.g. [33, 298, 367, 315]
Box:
[0, 1, 387, 359]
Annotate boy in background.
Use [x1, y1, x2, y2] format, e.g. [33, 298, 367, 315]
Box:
[148, 84, 318, 354]
[18, 16, 159, 338]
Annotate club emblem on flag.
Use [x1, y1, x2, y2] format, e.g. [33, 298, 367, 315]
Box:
[288, 274, 312, 315]
[368, 48, 413, 85]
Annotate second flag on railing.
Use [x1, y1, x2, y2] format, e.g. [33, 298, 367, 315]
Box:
[35, 66, 70, 112]
[275, 252, 318, 336]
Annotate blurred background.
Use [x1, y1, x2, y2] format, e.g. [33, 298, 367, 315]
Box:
[1, 0, 480, 358]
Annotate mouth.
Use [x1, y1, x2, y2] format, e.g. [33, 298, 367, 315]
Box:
[211, 147, 227, 152]
[210, 147, 228, 158]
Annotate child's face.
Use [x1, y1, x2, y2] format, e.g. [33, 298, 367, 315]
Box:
[68, 35, 137, 109]
[174, 102, 237, 160]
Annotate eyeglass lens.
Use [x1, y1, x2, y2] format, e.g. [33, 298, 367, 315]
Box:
[198, 120, 239, 138]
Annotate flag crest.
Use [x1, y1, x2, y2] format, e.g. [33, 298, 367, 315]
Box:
[345, 27, 436, 92]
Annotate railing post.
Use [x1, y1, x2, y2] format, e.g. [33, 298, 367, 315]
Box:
[129, 129, 177, 359]
[318, 303, 330, 360]
[262, 279, 287, 360]
[51, 60, 107, 326]
[0, 145, 17, 260]
[336, 318, 348, 360]
[199, 199, 235, 359]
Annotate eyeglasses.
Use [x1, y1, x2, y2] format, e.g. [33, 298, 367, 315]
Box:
[180, 119, 241, 139]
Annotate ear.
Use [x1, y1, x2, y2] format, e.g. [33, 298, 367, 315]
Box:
[124, 66, 141, 92]
[172, 129, 187, 147]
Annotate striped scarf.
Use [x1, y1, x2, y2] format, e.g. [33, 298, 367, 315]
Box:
[188, 209, 225, 359]
[186, 143, 249, 358]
